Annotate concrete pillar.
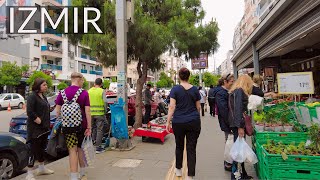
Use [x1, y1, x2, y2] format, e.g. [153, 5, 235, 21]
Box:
[233, 61, 238, 79]
[252, 42, 260, 75]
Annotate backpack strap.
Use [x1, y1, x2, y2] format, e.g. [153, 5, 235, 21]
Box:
[60, 90, 69, 104]
[71, 88, 83, 103]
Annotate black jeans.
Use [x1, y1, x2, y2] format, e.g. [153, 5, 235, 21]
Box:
[200, 103, 205, 116]
[143, 104, 152, 124]
[231, 127, 248, 180]
[172, 120, 201, 176]
[28, 135, 48, 167]
[208, 98, 216, 116]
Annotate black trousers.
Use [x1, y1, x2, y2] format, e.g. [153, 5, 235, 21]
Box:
[200, 103, 205, 116]
[208, 98, 216, 116]
[143, 104, 152, 124]
[28, 135, 48, 167]
[172, 120, 201, 176]
[231, 127, 248, 180]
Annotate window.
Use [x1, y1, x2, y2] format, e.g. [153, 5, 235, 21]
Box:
[90, 66, 94, 71]
[5, 95, 12, 100]
[34, 57, 40, 62]
[34, 39, 40, 47]
[13, 94, 19, 99]
[109, 66, 115, 71]
[47, 60, 53, 64]
[82, 64, 86, 70]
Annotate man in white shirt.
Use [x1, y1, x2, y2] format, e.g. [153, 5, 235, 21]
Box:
[199, 86, 206, 116]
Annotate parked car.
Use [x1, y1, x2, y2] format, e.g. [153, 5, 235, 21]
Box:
[9, 113, 57, 139]
[0, 93, 25, 110]
[0, 132, 29, 179]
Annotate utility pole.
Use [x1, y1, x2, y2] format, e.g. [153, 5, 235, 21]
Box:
[199, 69, 202, 87]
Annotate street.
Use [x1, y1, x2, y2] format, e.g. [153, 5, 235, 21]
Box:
[0, 109, 25, 133]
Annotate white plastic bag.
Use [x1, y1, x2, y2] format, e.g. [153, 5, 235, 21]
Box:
[81, 135, 95, 167]
[224, 134, 234, 164]
[230, 137, 258, 164]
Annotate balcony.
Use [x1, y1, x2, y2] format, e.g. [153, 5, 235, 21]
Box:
[89, 70, 96, 75]
[81, 54, 88, 59]
[81, 69, 88, 73]
[41, 46, 63, 58]
[96, 71, 103, 76]
[41, 64, 62, 71]
[89, 57, 97, 61]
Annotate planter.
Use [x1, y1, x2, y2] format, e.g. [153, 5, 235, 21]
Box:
[255, 124, 265, 132]
[264, 125, 275, 132]
[283, 125, 293, 132]
[274, 125, 283, 132]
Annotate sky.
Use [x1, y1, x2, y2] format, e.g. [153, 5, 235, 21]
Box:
[193, 0, 245, 72]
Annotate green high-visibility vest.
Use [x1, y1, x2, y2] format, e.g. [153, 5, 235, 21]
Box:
[88, 87, 105, 116]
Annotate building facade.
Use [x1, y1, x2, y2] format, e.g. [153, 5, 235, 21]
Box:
[160, 53, 187, 84]
[220, 50, 234, 75]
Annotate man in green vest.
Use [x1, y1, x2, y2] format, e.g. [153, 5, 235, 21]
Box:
[88, 78, 106, 154]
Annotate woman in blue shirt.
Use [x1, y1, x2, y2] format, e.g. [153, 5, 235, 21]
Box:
[166, 68, 201, 180]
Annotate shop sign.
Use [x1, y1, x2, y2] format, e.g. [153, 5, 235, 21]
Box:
[277, 72, 314, 94]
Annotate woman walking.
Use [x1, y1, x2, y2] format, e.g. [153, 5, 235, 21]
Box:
[228, 74, 253, 180]
[166, 68, 201, 180]
[26, 78, 54, 180]
[198, 86, 206, 116]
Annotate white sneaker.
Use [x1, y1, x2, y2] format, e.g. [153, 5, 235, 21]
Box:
[186, 176, 195, 180]
[25, 174, 36, 180]
[175, 168, 182, 177]
[35, 168, 54, 176]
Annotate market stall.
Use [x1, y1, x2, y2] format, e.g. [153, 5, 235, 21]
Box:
[252, 72, 320, 179]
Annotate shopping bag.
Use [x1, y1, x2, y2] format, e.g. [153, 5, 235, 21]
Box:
[81, 135, 95, 167]
[224, 134, 234, 164]
[229, 137, 258, 164]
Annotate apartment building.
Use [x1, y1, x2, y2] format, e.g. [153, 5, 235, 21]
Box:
[160, 54, 187, 83]
[220, 50, 234, 76]
[256, 0, 280, 22]
[0, 0, 102, 91]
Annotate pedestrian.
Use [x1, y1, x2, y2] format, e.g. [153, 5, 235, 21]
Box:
[142, 83, 153, 141]
[208, 85, 216, 117]
[228, 74, 253, 180]
[198, 86, 206, 116]
[252, 74, 277, 98]
[55, 72, 91, 180]
[26, 78, 54, 180]
[166, 67, 201, 180]
[88, 78, 107, 154]
[214, 73, 234, 171]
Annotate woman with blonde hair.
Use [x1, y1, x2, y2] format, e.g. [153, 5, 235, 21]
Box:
[228, 74, 253, 180]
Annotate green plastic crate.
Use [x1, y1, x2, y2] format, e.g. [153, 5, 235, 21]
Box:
[256, 141, 320, 180]
[298, 104, 319, 120]
[254, 129, 308, 145]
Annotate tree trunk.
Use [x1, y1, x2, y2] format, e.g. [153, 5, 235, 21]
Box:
[133, 61, 148, 129]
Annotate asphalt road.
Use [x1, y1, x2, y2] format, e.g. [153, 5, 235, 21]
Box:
[0, 96, 57, 133]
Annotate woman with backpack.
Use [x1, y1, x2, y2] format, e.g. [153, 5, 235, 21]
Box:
[26, 78, 54, 180]
[166, 68, 201, 180]
[56, 72, 92, 180]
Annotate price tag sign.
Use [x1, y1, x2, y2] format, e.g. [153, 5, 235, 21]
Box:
[277, 72, 314, 94]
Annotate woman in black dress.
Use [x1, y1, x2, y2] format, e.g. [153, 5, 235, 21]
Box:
[26, 78, 54, 180]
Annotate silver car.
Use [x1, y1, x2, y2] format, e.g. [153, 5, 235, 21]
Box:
[0, 93, 25, 110]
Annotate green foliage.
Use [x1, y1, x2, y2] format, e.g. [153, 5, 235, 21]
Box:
[147, 81, 154, 87]
[189, 74, 199, 86]
[21, 65, 29, 73]
[103, 79, 111, 89]
[57, 81, 68, 90]
[111, 77, 117, 82]
[26, 71, 53, 89]
[203, 72, 219, 87]
[309, 124, 320, 153]
[156, 72, 173, 88]
[0, 62, 23, 86]
[83, 78, 89, 90]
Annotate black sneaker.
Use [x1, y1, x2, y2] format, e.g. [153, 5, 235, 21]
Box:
[96, 146, 106, 154]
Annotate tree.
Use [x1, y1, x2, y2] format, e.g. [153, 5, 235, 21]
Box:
[26, 71, 53, 89]
[189, 74, 199, 86]
[103, 79, 111, 89]
[57, 81, 68, 90]
[156, 72, 173, 88]
[203, 72, 219, 87]
[0, 62, 23, 87]
[147, 81, 154, 87]
[68, 0, 219, 128]
[83, 78, 89, 90]
[111, 77, 117, 82]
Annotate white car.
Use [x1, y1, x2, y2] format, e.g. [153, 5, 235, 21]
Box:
[0, 93, 25, 110]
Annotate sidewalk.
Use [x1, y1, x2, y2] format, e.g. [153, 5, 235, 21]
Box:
[14, 114, 257, 180]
